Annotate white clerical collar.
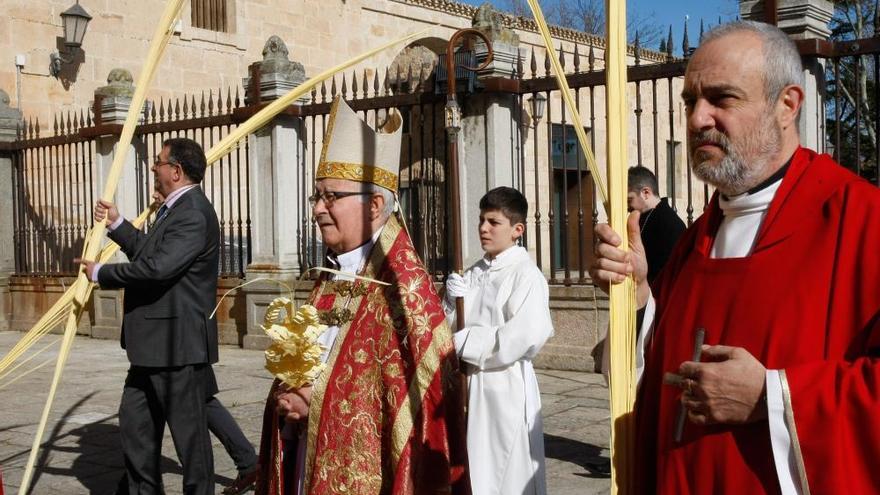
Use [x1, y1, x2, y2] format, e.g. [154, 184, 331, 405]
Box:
[326, 225, 384, 279]
[718, 178, 782, 218]
[711, 177, 783, 259]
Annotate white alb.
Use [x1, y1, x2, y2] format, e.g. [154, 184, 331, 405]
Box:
[444, 245, 554, 495]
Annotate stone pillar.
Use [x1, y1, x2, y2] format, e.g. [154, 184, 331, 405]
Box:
[458, 5, 522, 266]
[241, 36, 308, 350]
[92, 69, 146, 222]
[243, 35, 308, 105]
[0, 90, 22, 331]
[740, 0, 835, 150]
[90, 68, 147, 340]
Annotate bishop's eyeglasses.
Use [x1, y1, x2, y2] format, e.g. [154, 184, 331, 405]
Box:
[308, 190, 372, 207]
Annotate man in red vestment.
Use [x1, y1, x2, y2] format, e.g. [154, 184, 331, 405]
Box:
[591, 21, 880, 494]
[254, 97, 468, 495]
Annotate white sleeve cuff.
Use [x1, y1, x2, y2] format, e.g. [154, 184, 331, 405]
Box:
[108, 216, 124, 231]
[456, 326, 494, 368]
[453, 327, 470, 355]
[91, 263, 103, 283]
[767, 370, 801, 495]
[634, 292, 656, 386]
[601, 291, 655, 387]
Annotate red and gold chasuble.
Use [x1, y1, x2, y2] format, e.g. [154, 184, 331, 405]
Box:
[636, 148, 880, 494]
[256, 215, 469, 495]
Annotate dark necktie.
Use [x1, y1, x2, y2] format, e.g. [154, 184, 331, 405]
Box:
[155, 205, 169, 223]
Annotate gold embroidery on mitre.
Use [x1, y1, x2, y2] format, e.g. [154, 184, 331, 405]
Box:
[318, 97, 342, 165]
[316, 161, 399, 193]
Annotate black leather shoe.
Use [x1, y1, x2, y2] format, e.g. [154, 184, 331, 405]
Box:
[222, 468, 258, 495]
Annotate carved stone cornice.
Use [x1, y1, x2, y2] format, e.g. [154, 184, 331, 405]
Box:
[394, 0, 667, 62]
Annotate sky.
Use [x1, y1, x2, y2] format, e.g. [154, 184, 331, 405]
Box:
[630, 0, 740, 53]
[459, 0, 740, 56]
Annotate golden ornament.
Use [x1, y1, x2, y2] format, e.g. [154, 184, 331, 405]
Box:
[262, 298, 329, 389]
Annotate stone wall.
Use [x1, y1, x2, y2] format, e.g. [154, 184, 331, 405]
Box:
[1, 0, 664, 127]
[2, 1, 696, 247]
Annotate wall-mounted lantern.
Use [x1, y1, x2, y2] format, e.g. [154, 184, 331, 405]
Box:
[49, 1, 92, 78]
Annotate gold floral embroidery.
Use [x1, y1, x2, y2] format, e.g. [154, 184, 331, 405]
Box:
[316, 161, 400, 193]
[319, 307, 354, 327]
[327, 280, 370, 298]
[390, 320, 450, 468]
[354, 348, 368, 364]
[339, 399, 351, 415]
[385, 362, 402, 378]
[304, 215, 455, 494]
[306, 283, 373, 493]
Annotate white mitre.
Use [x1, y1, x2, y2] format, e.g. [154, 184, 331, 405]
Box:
[316, 96, 403, 192]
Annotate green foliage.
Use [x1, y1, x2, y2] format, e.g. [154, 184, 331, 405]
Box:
[825, 1, 880, 184]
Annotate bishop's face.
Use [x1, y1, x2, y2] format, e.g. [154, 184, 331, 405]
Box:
[683, 31, 783, 196]
[311, 178, 373, 254]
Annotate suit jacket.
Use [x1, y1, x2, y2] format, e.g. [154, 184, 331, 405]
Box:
[640, 198, 686, 284]
[99, 186, 220, 367]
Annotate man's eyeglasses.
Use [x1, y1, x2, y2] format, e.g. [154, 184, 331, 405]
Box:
[308, 190, 372, 206]
[153, 157, 179, 168]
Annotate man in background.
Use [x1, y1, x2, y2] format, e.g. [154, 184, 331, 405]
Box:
[627, 166, 686, 284]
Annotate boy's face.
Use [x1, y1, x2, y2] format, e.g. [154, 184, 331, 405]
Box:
[479, 209, 524, 258]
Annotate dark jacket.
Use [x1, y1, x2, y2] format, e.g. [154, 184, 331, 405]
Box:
[640, 197, 686, 284]
[99, 187, 220, 367]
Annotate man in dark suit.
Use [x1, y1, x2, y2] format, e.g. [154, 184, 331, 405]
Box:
[80, 138, 221, 494]
[627, 166, 687, 284]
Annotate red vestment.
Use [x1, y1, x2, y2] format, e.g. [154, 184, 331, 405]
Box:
[636, 148, 880, 494]
[255, 215, 469, 495]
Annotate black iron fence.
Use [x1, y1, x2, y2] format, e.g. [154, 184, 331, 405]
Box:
[799, 36, 880, 186]
[513, 44, 698, 284]
[7, 88, 252, 278]
[6, 34, 879, 284]
[133, 88, 252, 278]
[10, 116, 97, 276]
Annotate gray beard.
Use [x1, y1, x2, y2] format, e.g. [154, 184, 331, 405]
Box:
[693, 154, 766, 196]
[691, 120, 782, 196]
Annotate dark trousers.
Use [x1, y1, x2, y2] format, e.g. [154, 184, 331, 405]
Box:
[206, 396, 258, 474]
[118, 364, 215, 495]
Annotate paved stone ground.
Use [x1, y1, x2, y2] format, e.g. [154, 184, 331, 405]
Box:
[0, 331, 611, 494]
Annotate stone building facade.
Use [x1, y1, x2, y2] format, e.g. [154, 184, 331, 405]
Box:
[11, 0, 838, 370]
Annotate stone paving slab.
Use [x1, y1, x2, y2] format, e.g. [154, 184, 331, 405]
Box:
[0, 331, 611, 494]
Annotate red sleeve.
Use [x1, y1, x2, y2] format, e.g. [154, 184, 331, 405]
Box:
[781, 179, 880, 493]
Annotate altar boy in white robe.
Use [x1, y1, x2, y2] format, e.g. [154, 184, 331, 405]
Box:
[444, 186, 553, 495]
